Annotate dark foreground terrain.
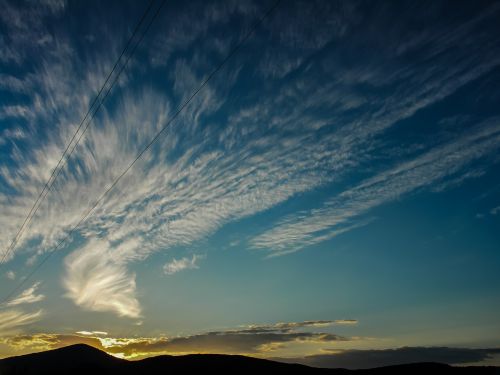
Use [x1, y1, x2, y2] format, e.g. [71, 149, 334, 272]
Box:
[0, 344, 498, 375]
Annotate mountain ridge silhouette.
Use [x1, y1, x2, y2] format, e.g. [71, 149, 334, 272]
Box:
[0, 344, 498, 374]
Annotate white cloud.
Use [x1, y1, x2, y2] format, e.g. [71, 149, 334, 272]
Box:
[163, 254, 203, 275]
[6, 282, 45, 306]
[63, 240, 141, 319]
[5, 270, 15, 280]
[0, 105, 33, 120]
[251, 120, 500, 254]
[76, 330, 108, 336]
[0, 0, 498, 320]
[0, 309, 43, 336]
[334, 319, 358, 325]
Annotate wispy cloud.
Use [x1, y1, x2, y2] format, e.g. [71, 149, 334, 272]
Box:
[251, 120, 500, 254]
[63, 240, 141, 319]
[163, 254, 203, 275]
[0, 309, 43, 336]
[475, 204, 500, 219]
[0, 105, 33, 120]
[242, 320, 357, 333]
[6, 282, 45, 306]
[0, 0, 499, 320]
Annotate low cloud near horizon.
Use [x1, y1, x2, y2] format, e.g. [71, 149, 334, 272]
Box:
[0, 319, 351, 359]
[274, 347, 500, 369]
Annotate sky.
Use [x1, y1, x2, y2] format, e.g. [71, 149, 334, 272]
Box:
[0, 0, 499, 368]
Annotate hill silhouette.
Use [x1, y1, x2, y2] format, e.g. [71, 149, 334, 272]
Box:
[0, 344, 498, 374]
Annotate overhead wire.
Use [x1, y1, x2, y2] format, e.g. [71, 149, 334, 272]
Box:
[0, 0, 281, 306]
[0, 0, 158, 266]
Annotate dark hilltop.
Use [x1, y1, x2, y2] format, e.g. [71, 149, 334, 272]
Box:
[0, 344, 498, 375]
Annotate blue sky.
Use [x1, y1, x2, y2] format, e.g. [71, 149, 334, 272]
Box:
[0, 0, 499, 367]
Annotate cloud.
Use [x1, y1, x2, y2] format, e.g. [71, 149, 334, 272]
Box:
[0, 309, 43, 336]
[163, 254, 203, 275]
[0, 333, 103, 354]
[110, 331, 345, 357]
[0, 0, 499, 320]
[4, 333, 498, 367]
[148, 1, 257, 66]
[475, 203, 500, 219]
[241, 320, 357, 333]
[63, 240, 141, 319]
[0, 319, 349, 358]
[251, 119, 500, 254]
[76, 331, 108, 336]
[274, 347, 500, 369]
[332, 320, 358, 325]
[0, 105, 33, 120]
[0, 73, 32, 93]
[5, 271, 15, 280]
[5, 282, 45, 306]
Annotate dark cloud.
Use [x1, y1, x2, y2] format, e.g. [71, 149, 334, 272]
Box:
[109, 330, 346, 356]
[100, 320, 351, 356]
[274, 347, 500, 369]
[227, 319, 357, 334]
[0, 320, 350, 358]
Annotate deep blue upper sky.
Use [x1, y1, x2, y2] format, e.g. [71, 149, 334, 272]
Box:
[0, 0, 499, 366]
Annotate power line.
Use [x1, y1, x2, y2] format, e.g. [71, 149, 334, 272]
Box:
[0, 0, 158, 266]
[0, 0, 281, 305]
